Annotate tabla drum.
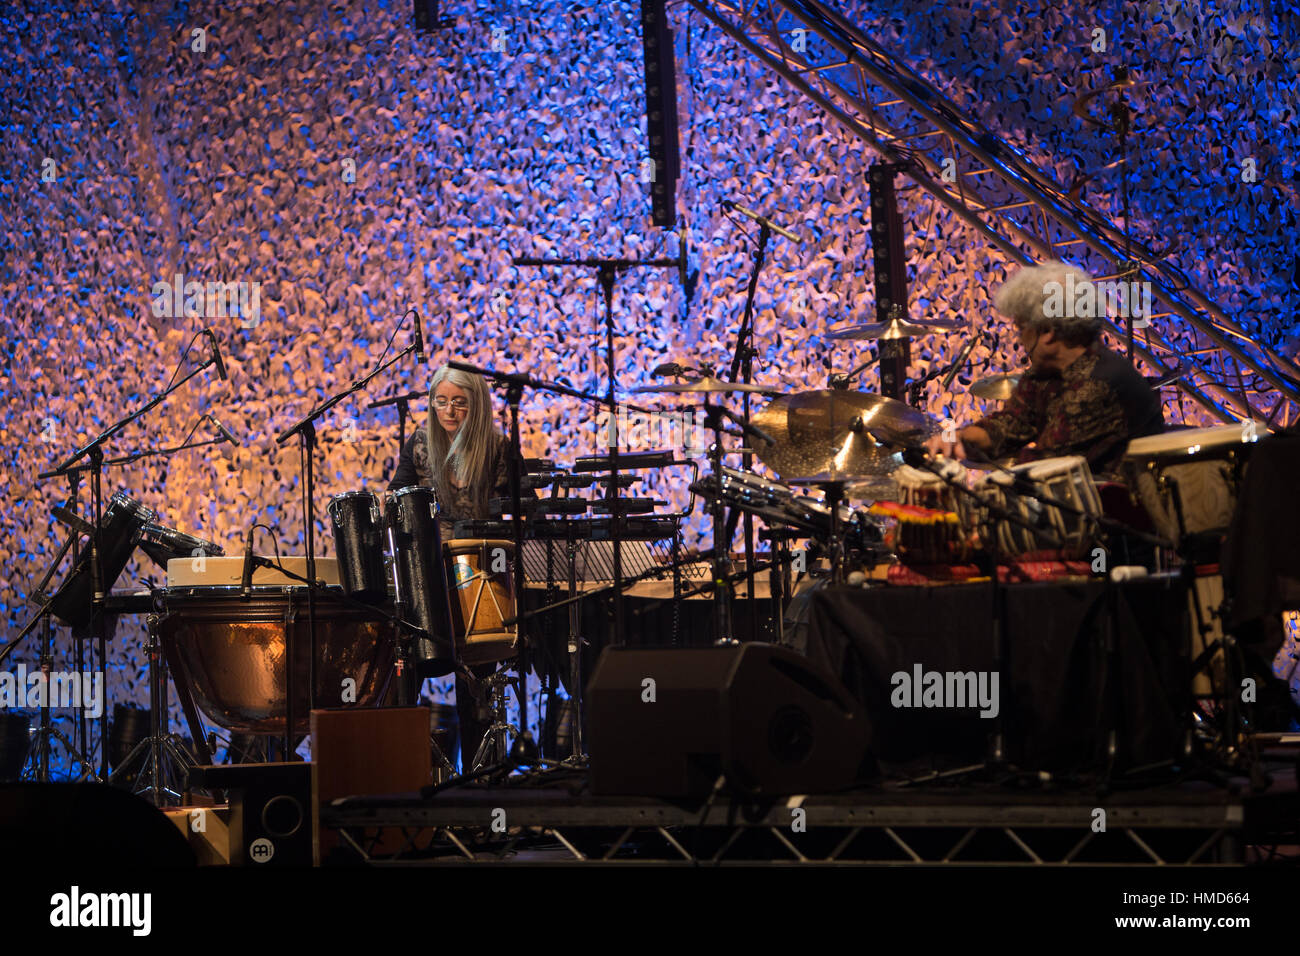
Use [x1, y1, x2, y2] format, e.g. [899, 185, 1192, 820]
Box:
[978, 456, 1102, 559]
[1122, 424, 1260, 551]
[157, 585, 391, 734]
[444, 539, 519, 666]
[890, 460, 971, 565]
[385, 486, 456, 677]
[328, 490, 387, 602]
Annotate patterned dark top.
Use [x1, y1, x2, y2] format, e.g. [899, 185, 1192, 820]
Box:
[388, 427, 528, 532]
[973, 346, 1164, 477]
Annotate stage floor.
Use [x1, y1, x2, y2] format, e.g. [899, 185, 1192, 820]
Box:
[319, 761, 1299, 866]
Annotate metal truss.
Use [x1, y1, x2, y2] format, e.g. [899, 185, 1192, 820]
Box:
[323, 797, 1251, 865]
[681, 0, 1300, 428]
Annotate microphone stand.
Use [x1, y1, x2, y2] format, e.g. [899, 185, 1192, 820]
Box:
[447, 357, 630, 763]
[727, 222, 771, 643]
[511, 253, 679, 659]
[275, 339, 422, 761]
[369, 389, 424, 451]
[35, 340, 221, 780]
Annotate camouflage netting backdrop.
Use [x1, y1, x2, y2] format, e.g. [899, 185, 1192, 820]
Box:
[1, 0, 1296, 766]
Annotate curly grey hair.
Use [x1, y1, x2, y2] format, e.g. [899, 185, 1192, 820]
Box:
[993, 261, 1100, 347]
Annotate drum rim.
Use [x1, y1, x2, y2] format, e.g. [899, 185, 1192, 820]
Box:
[329, 490, 381, 504]
[389, 485, 438, 499]
[1126, 424, 1261, 458]
[158, 584, 347, 597]
[445, 538, 516, 550]
[108, 490, 154, 519]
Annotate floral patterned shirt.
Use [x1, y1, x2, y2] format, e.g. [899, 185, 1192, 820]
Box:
[973, 346, 1164, 477]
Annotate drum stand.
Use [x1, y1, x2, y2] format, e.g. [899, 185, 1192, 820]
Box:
[22, 607, 100, 783]
[109, 613, 197, 805]
[562, 524, 586, 763]
[468, 669, 518, 772]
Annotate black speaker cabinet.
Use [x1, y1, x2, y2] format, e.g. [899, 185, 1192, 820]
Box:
[587, 643, 869, 797]
[0, 784, 195, 866]
[192, 762, 312, 867]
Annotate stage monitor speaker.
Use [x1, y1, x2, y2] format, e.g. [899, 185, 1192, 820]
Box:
[640, 0, 679, 227]
[0, 783, 196, 866]
[587, 643, 869, 797]
[191, 762, 312, 867]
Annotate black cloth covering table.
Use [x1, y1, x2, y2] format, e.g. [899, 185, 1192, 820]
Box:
[804, 576, 1190, 773]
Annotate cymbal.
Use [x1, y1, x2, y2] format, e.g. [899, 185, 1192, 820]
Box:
[827, 316, 963, 341]
[969, 373, 1021, 401]
[788, 471, 887, 487]
[630, 376, 778, 395]
[751, 390, 937, 479]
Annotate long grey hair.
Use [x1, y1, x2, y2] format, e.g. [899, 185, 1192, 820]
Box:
[425, 364, 498, 517]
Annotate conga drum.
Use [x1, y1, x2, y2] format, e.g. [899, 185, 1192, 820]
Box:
[386, 487, 456, 677]
[328, 490, 387, 602]
[443, 539, 519, 666]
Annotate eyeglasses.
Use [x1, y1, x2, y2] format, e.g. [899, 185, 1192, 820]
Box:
[433, 397, 470, 411]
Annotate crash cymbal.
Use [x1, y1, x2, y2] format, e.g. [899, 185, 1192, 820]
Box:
[630, 376, 778, 395]
[788, 471, 889, 487]
[751, 390, 937, 479]
[969, 373, 1021, 401]
[827, 315, 963, 341]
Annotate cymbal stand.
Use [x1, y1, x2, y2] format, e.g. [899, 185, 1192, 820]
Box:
[727, 220, 771, 644]
[703, 401, 736, 644]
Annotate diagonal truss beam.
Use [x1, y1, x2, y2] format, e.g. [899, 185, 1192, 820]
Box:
[683, 0, 1300, 427]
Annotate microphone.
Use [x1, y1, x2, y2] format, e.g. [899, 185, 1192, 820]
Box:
[653, 362, 689, 378]
[721, 199, 802, 243]
[206, 414, 241, 446]
[411, 309, 425, 363]
[239, 527, 256, 597]
[203, 329, 228, 381]
[938, 329, 984, 393]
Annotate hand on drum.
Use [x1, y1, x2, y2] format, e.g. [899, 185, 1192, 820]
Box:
[923, 430, 969, 462]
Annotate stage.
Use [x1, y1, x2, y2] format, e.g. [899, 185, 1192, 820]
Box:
[319, 770, 1300, 866]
